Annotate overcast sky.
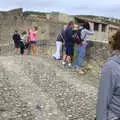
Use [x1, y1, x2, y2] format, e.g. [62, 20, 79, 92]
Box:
[0, 0, 120, 18]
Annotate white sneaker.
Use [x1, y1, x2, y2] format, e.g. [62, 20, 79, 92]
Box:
[68, 63, 72, 67]
[62, 61, 66, 65]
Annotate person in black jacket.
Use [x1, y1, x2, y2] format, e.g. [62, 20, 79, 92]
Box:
[12, 30, 21, 55]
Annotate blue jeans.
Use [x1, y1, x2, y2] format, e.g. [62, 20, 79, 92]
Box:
[75, 44, 86, 68]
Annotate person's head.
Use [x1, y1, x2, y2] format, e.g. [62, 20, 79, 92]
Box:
[33, 26, 38, 31]
[83, 22, 90, 30]
[109, 30, 120, 50]
[73, 24, 78, 31]
[14, 30, 18, 34]
[22, 31, 27, 35]
[68, 21, 74, 28]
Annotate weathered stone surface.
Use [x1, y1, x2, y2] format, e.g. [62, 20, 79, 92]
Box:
[0, 56, 98, 120]
[0, 38, 110, 120]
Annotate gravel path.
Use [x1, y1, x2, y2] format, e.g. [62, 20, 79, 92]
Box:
[0, 56, 98, 120]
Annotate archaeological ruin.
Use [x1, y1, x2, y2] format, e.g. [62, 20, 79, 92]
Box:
[0, 8, 120, 120]
[0, 8, 119, 57]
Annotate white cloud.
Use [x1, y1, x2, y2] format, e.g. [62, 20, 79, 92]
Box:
[0, 0, 120, 18]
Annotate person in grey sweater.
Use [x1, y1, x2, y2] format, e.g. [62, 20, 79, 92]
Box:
[96, 30, 120, 120]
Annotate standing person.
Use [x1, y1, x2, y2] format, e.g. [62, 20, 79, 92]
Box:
[52, 26, 66, 60]
[29, 26, 38, 56]
[62, 21, 74, 67]
[12, 30, 21, 55]
[96, 30, 120, 120]
[72, 24, 79, 63]
[20, 31, 29, 55]
[74, 22, 94, 74]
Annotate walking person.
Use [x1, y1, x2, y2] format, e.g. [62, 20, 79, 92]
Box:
[62, 21, 74, 67]
[96, 30, 120, 120]
[28, 26, 38, 56]
[52, 26, 66, 60]
[12, 30, 21, 55]
[74, 22, 94, 74]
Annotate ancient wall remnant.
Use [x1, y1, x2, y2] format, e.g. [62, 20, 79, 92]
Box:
[74, 16, 120, 42]
[0, 8, 119, 47]
[0, 8, 23, 44]
[0, 8, 73, 44]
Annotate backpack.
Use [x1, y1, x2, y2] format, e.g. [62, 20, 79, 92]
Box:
[73, 28, 84, 44]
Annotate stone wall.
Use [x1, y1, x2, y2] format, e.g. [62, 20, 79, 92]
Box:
[0, 8, 119, 45]
[86, 41, 110, 62]
[0, 8, 72, 44]
[0, 8, 23, 44]
[88, 22, 109, 42]
[0, 43, 14, 56]
[0, 8, 111, 64]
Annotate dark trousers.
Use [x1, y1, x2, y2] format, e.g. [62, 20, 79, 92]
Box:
[20, 41, 25, 55]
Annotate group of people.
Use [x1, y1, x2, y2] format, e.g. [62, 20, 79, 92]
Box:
[53, 22, 120, 120]
[53, 21, 94, 74]
[12, 26, 38, 56]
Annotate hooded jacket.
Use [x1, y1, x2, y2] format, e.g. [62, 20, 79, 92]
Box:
[56, 30, 65, 43]
[64, 27, 74, 47]
[96, 55, 120, 120]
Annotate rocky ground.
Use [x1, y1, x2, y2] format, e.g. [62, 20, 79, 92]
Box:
[0, 44, 106, 120]
[0, 55, 99, 120]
